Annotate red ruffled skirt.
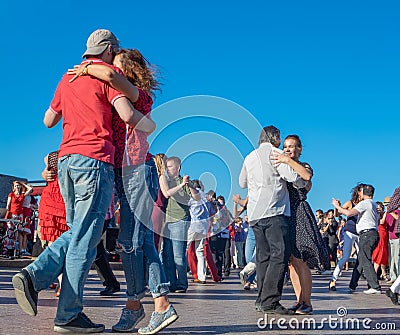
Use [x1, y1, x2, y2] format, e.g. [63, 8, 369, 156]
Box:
[38, 177, 68, 242]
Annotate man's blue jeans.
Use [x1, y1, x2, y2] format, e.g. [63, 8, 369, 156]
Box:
[245, 226, 257, 283]
[26, 154, 114, 324]
[115, 159, 169, 300]
[161, 221, 189, 291]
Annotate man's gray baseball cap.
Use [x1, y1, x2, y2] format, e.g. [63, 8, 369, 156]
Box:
[82, 29, 120, 58]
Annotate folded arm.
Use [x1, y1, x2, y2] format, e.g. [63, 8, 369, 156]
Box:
[113, 97, 156, 133]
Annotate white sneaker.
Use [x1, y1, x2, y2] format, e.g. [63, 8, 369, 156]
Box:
[363, 288, 381, 294]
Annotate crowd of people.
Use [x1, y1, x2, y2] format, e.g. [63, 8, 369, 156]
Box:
[1, 28, 399, 334]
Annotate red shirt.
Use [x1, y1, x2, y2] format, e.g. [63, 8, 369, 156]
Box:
[113, 88, 153, 168]
[49, 60, 125, 165]
[8, 192, 24, 216]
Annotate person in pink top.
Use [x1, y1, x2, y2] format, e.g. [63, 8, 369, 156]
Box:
[384, 187, 400, 305]
[12, 29, 155, 334]
[385, 195, 400, 284]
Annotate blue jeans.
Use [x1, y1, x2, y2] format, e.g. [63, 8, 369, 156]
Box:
[115, 159, 169, 300]
[161, 221, 190, 291]
[26, 154, 114, 324]
[245, 226, 257, 283]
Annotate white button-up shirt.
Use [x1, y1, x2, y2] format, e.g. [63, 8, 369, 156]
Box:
[239, 142, 307, 222]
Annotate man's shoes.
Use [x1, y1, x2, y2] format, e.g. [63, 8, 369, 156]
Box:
[258, 303, 295, 315]
[12, 269, 38, 316]
[287, 302, 302, 312]
[385, 289, 399, 305]
[192, 279, 206, 284]
[138, 305, 179, 335]
[100, 283, 120, 296]
[174, 288, 187, 293]
[296, 304, 313, 315]
[387, 279, 395, 284]
[363, 288, 381, 295]
[347, 287, 356, 294]
[329, 280, 336, 291]
[112, 306, 145, 332]
[54, 312, 105, 333]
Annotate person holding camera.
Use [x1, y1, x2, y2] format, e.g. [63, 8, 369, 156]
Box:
[159, 156, 200, 293]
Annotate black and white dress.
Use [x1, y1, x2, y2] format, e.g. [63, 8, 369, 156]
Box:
[287, 162, 330, 269]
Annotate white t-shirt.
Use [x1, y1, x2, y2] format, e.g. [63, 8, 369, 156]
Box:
[354, 199, 379, 233]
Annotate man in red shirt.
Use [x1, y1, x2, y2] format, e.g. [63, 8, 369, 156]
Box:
[12, 29, 155, 334]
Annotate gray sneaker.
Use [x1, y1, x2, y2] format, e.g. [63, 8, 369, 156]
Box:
[138, 305, 178, 335]
[112, 306, 145, 332]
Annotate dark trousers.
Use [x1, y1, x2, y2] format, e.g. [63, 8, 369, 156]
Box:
[209, 236, 227, 277]
[93, 219, 120, 288]
[224, 237, 231, 274]
[349, 230, 380, 290]
[329, 242, 339, 266]
[252, 215, 290, 308]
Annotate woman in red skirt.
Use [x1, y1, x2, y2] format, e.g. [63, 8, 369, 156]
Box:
[38, 151, 68, 244]
[372, 201, 390, 281]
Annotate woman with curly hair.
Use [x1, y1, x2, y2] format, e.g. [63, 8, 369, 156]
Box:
[69, 49, 178, 334]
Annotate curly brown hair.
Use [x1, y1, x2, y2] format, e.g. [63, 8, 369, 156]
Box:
[153, 153, 166, 175]
[115, 49, 161, 97]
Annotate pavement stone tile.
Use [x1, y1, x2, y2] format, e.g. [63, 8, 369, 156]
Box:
[0, 264, 399, 334]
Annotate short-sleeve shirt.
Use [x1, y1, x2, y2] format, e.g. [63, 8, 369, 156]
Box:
[354, 199, 379, 233]
[49, 60, 125, 165]
[165, 176, 191, 223]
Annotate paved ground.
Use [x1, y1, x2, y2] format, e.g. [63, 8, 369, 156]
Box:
[0, 262, 399, 335]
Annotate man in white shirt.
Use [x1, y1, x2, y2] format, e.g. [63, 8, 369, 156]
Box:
[239, 125, 307, 315]
[332, 183, 380, 294]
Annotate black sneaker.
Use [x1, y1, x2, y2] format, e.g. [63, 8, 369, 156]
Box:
[385, 289, 399, 305]
[100, 283, 120, 296]
[54, 312, 105, 333]
[174, 288, 187, 293]
[12, 269, 38, 316]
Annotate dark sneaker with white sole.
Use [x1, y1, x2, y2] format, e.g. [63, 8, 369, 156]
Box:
[12, 269, 38, 316]
[138, 305, 178, 335]
[53, 312, 105, 333]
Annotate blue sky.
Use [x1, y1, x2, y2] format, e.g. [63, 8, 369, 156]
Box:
[1, 1, 399, 212]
